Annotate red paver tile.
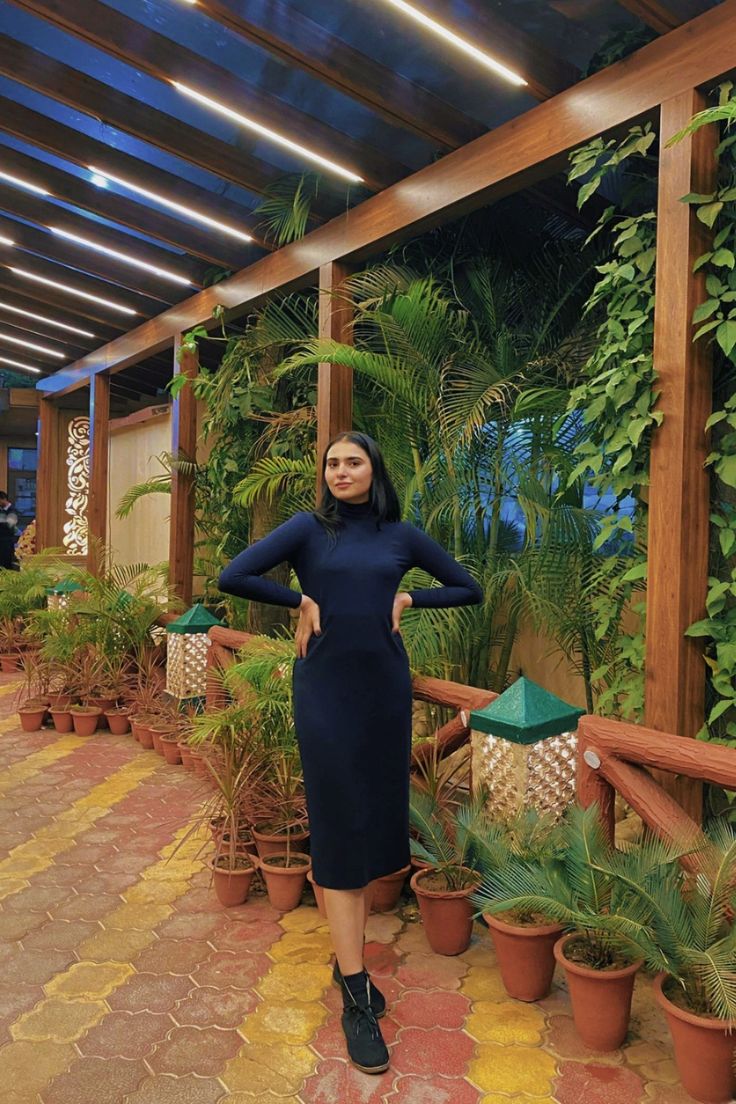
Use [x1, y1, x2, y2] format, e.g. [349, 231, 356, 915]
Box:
[79, 871, 140, 895]
[3, 886, 70, 913]
[388, 1075, 482, 1104]
[170, 888, 224, 915]
[124, 1074, 225, 1104]
[311, 1008, 400, 1061]
[99, 852, 162, 874]
[208, 918, 283, 954]
[390, 1026, 475, 1078]
[364, 942, 402, 978]
[148, 1023, 243, 1076]
[554, 1061, 646, 1104]
[192, 950, 272, 990]
[172, 984, 257, 1028]
[1, 949, 75, 985]
[106, 972, 195, 1013]
[157, 913, 223, 941]
[394, 954, 467, 991]
[40, 1056, 148, 1104]
[22, 919, 100, 952]
[53, 894, 123, 922]
[134, 939, 214, 976]
[78, 1010, 174, 1059]
[0, 910, 47, 941]
[391, 989, 470, 1030]
[299, 1057, 392, 1104]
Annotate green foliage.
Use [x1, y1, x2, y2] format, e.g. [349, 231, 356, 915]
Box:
[0, 553, 58, 623]
[253, 173, 323, 246]
[408, 783, 485, 892]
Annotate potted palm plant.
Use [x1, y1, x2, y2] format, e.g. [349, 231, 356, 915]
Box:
[253, 745, 311, 912]
[408, 783, 482, 955]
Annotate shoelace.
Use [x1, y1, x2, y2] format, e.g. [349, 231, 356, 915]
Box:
[345, 1002, 381, 1041]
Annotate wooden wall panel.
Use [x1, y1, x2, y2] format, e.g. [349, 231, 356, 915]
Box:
[168, 337, 198, 606]
[316, 262, 354, 503]
[87, 371, 110, 573]
[35, 397, 64, 550]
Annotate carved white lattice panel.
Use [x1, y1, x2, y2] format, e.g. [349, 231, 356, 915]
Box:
[166, 632, 211, 699]
[63, 415, 89, 556]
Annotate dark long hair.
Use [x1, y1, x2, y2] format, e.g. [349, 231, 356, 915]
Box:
[312, 431, 401, 542]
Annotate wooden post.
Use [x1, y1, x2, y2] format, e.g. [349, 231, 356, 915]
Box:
[645, 89, 717, 821]
[87, 371, 110, 573]
[168, 336, 198, 606]
[316, 261, 354, 501]
[36, 396, 64, 550]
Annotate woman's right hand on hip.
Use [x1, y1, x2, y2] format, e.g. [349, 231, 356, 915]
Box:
[296, 595, 322, 658]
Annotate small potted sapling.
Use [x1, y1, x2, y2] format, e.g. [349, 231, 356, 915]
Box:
[254, 746, 311, 912]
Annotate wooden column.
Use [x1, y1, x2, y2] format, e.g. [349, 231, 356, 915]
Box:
[87, 371, 110, 573]
[36, 396, 64, 550]
[316, 261, 354, 501]
[645, 89, 717, 820]
[168, 336, 198, 606]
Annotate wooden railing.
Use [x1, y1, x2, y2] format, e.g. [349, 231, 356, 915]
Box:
[206, 625, 495, 766]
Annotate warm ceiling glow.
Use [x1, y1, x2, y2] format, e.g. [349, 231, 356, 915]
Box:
[49, 227, 191, 286]
[88, 165, 253, 242]
[0, 170, 50, 196]
[172, 83, 365, 183]
[9, 267, 138, 316]
[0, 301, 95, 338]
[0, 332, 65, 358]
[0, 235, 13, 247]
[0, 355, 41, 375]
[381, 0, 527, 85]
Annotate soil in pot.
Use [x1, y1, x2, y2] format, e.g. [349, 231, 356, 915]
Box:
[252, 823, 310, 859]
[410, 867, 479, 956]
[372, 864, 411, 912]
[210, 856, 256, 908]
[18, 704, 48, 732]
[104, 710, 131, 736]
[49, 707, 74, 734]
[553, 933, 641, 1051]
[70, 706, 102, 737]
[258, 852, 311, 911]
[484, 912, 563, 1002]
[160, 736, 182, 765]
[654, 974, 736, 1103]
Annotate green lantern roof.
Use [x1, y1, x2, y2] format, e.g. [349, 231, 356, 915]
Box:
[45, 580, 83, 595]
[166, 604, 222, 634]
[469, 677, 584, 745]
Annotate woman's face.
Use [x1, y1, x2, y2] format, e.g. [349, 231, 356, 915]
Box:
[325, 441, 373, 504]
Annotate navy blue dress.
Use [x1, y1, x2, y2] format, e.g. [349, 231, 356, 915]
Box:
[218, 499, 483, 889]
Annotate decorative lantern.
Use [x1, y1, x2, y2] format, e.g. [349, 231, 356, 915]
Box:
[470, 677, 584, 821]
[166, 604, 222, 701]
[46, 579, 84, 612]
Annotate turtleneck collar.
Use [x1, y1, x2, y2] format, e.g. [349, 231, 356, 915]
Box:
[335, 497, 375, 519]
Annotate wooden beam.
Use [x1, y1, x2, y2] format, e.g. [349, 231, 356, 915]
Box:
[0, 138, 249, 270]
[645, 89, 717, 823]
[36, 396, 63, 549]
[87, 371, 109, 572]
[0, 276, 129, 335]
[38, 1, 736, 397]
[316, 262, 354, 503]
[196, 0, 484, 149]
[614, 0, 707, 33]
[168, 337, 197, 606]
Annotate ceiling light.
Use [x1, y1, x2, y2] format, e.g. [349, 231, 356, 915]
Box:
[381, 0, 527, 85]
[0, 355, 41, 375]
[91, 173, 109, 188]
[0, 170, 50, 196]
[0, 332, 65, 358]
[9, 267, 138, 316]
[88, 165, 253, 242]
[0, 301, 95, 338]
[172, 83, 365, 183]
[0, 235, 13, 247]
[49, 227, 191, 286]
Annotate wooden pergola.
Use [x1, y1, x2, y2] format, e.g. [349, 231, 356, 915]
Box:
[18, 0, 736, 796]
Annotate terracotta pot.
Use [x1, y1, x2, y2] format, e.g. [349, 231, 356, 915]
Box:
[179, 743, 195, 771]
[136, 723, 155, 750]
[88, 697, 115, 729]
[210, 859, 256, 908]
[654, 973, 736, 1103]
[0, 654, 21, 673]
[252, 824, 310, 859]
[160, 736, 182, 765]
[484, 913, 563, 1001]
[258, 852, 311, 911]
[553, 933, 641, 1051]
[18, 706, 47, 732]
[410, 867, 479, 956]
[372, 864, 411, 912]
[48, 693, 72, 710]
[306, 869, 327, 918]
[150, 728, 164, 755]
[104, 710, 131, 735]
[190, 749, 207, 776]
[70, 708, 102, 737]
[49, 708, 74, 734]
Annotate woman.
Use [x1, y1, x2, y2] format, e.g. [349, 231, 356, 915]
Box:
[218, 432, 483, 1074]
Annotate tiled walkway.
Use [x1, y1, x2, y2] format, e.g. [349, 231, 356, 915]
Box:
[0, 673, 692, 1104]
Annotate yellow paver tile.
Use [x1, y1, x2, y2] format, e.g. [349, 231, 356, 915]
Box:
[242, 1000, 328, 1046]
[637, 1058, 680, 1084]
[11, 998, 108, 1042]
[221, 1042, 316, 1095]
[468, 1042, 557, 1096]
[78, 928, 156, 962]
[103, 901, 174, 931]
[257, 962, 332, 1003]
[268, 930, 334, 965]
[45, 960, 134, 1000]
[465, 1000, 546, 1045]
[278, 908, 329, 934]
[461, 966, 510, 1003]
[0, 1040, 75, 1096]
[0, 877, 28, 901]
[123, 880, 188, 905]
[0, 734, 87, 795]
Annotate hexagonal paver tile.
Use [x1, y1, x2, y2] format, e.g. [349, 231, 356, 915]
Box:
[123, 1074, 225, 1104]
[467, 1043, 557, 1097]
[133, 939, 213, 976]
[395, 954, 467, 991]
[256, 962, 332, 1003]
[106, 972, 195, 1013]
[0, 1039, 75, 1097]
[212, 919, 293, 955]
[221, 1042, 316, 1095]
[243, 999, 328, 1046]
[44, 961, 133, 1000]
[23, 920, 100, 952]
[268, 930, 334, 966]
[194, 950, 272, 991]
[40, 1055, 147, 1104]
[298, 1056, 389, 1104]
[78, 927, 154, 963]
[11, 998, 107, 1042]
[392, 989, 470, 1031]
[172, 985, 257, 1029]
[464, 1000, 546, 1046]
[391, 1026, 475, 1078]
[148, 1024, 243, 1076]
[78, 1009, 174, 1059]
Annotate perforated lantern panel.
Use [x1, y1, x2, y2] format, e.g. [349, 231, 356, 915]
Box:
[471, 729, 577, 821]
[166, 632, 211, 699]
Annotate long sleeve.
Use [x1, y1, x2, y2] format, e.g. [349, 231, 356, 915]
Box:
[406, 524, 483, 609]
[218, 512, 308, 609]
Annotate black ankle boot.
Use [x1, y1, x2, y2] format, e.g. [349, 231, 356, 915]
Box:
[333, 959, 387, 1018]
[339, 970, 390, 1074]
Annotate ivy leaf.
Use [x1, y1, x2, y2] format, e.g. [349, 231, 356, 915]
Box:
[694, 319, 722, 341]
[716, 319, 736, 357]
[716, 452, 736, 489]
[697, 201, 724, 228]
[720, 528, 736, 558]
[708, 698, 735, 724]
[712, 248, 736, 269]
[693, 299, 720, 324]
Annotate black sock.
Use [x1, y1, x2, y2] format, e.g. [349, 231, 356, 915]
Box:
[342, 969, 370, 1005]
